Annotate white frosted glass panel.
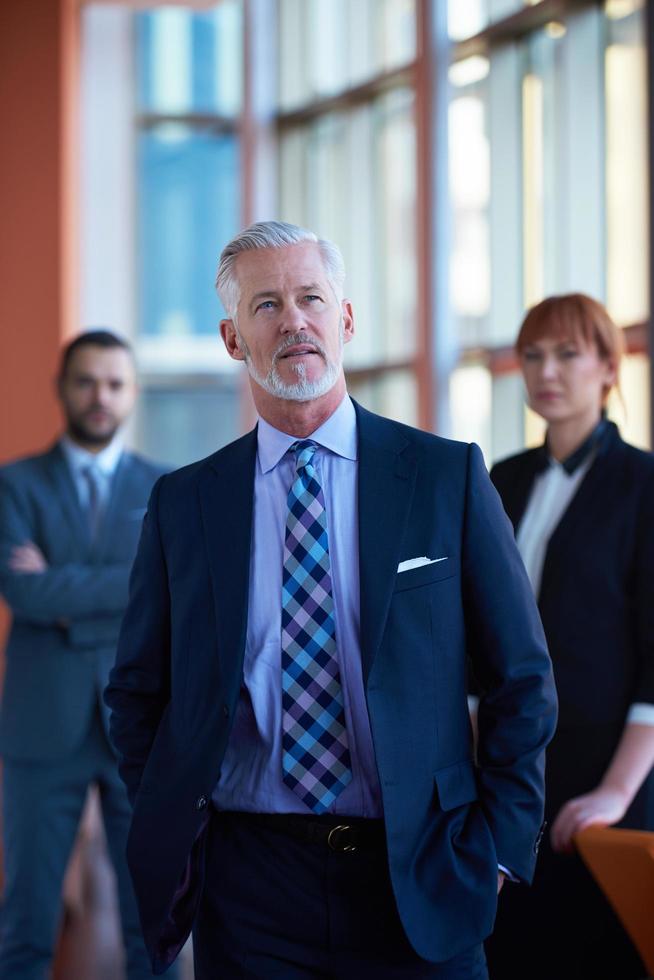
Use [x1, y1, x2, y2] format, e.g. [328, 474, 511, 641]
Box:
[488, 44, 523, 346]
[279, 130, 306, 228]
[375, 91, 417, 360]
[308, 0, 348, 96]
[348, 371, 418, 427]
[151, 10, 192, 112]
[522, 72, 544, 308]
[347, 0, 376, 86]
[558, 9, 604, 299]
[606, 18, 648, 325]
[377, 0, 416, 70]
[214, 0, 242, 116]
[491, 372, 526, 461]
[448, 0, 487, 40]
[449, 97, 489, 210]
[342, 106, 375, 369]
[135, 382, 241, 468]
[279, 0, 307, 109]
[449, 88, 490, 344]
[449, 364, 492, 463]
[306, 116, 349, 261]
[608, 353, 650, 450]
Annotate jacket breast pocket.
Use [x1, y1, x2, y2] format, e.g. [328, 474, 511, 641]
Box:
[394, 557, 458, 593]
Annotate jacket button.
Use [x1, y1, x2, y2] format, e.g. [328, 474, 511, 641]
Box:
[196, 795, 208, 811]
[222, 704, 229, 717]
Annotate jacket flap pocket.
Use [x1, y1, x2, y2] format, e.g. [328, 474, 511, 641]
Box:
[433, 759, 478, 811]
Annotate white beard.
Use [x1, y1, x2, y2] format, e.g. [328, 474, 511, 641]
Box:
[237, 323, 344, 403]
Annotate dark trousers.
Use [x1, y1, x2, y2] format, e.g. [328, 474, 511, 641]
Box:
[0, 705, 155, 980]
[486, 841, 645, 980]
[193, 811, 488, 980]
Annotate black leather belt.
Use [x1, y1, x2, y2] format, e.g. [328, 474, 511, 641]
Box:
[217, 810, 386, 853]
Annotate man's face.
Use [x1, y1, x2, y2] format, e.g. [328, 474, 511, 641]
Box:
[221, 242, 354, 402]
[58, 345, 137, 447]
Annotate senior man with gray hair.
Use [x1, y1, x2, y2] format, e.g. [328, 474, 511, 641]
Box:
[106, 220, 557, 979]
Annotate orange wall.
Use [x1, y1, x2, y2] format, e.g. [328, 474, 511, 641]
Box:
[0, 0, 78, 463]
[0, 0, 79, 634]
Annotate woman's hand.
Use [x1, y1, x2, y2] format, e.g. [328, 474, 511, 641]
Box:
[551, 723, 654, 854]
[550, 787, 629, 853]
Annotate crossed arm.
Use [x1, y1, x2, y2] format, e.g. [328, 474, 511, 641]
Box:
[0, 475, 131, 623]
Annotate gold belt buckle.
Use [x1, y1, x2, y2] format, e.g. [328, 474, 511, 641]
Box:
[327, 824, 357, 852]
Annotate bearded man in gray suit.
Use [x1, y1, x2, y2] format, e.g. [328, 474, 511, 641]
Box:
[0, 331, 165, 979]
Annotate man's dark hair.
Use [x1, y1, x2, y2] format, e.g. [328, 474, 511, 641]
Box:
[59, 330, 133, 380]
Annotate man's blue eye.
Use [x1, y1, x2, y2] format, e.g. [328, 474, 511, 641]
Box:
[256, 301, 275, 311]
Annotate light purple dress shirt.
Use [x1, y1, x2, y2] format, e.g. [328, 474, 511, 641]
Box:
[213, 395, 383, 816]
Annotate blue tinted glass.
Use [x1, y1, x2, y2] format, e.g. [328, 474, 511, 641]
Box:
[138, 383, 241, 467]
[137, 127, 240, 336]
[135, 6, 242, 115]
[193, 14, 217, 110]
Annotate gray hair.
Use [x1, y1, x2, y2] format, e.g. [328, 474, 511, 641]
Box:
[215, 220, 346, 319]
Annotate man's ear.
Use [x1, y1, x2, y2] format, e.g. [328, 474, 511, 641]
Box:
[341, 299, 355, 345]
[220, 319, 246, 361]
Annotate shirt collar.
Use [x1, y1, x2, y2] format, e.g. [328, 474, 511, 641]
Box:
[59, 433, 124, 477]
[535, 416, 609, 476]
[257, 394, 358, 474]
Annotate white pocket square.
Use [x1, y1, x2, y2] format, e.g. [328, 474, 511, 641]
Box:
[397, 556, 448, 573]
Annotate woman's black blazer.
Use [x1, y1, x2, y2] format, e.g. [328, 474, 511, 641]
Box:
[490, 422, 654, 733]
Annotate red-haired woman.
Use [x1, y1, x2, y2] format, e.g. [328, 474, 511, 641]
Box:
[485, 294, 654, 979]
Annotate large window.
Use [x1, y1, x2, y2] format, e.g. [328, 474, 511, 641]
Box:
[81, 3, 245, 467]
[276, 0, 421, 426]
[447, 0, 650, 461]
[80, 0, 651, 468]
[135, 6, 242, 340]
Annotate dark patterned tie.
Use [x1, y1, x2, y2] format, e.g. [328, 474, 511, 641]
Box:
[281, 441, 352, 813]
[82, 464, 102, 540]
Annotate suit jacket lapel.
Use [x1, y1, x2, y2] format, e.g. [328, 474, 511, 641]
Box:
[46, 444, 90, 548]
[199, 429, 257, 684]
[539, 429, 621, 601]
[355, 404, 417, 683]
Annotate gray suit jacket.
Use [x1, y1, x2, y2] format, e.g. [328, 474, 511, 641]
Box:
[0, 443, 166, 761]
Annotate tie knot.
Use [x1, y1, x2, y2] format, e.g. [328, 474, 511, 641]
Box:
[291, 440, 318, 471]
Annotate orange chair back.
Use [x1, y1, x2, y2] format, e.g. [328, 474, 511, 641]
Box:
[575, 826, 654, 976]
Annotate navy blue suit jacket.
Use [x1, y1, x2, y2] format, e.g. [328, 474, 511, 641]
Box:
[491, 422, 654, 729]
[106, 402, 557, 973]
[490, 422, 654, 824]
[0, 443, 166, 761]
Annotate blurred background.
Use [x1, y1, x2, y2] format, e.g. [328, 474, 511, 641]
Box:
[0, 0, 651, 976]
[2, 0, 650, 474]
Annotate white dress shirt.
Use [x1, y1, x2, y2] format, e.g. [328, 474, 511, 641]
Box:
[60, 434, 124, 514]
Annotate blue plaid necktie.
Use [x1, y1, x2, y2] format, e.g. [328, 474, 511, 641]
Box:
[281, 440, 352, 813]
